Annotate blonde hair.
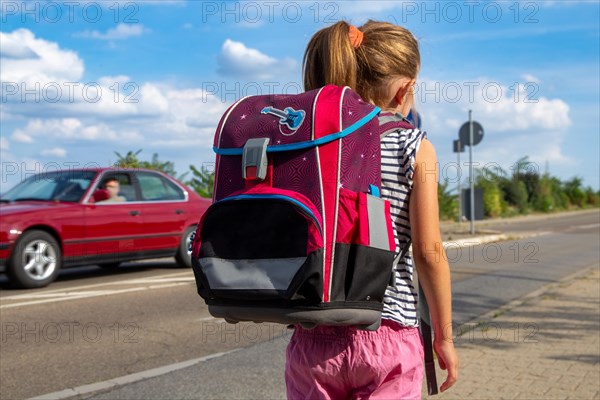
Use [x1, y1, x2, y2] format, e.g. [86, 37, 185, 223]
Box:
[303, 20, 420, 108]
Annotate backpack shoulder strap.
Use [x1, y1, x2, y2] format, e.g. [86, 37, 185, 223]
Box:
[378, 112, 415, 139]
[413, 251, 439, 396]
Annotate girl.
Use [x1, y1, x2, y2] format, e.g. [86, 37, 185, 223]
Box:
[285, 20, 459, 399]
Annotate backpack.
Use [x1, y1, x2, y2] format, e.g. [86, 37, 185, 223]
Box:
[190, 84, 413, 330]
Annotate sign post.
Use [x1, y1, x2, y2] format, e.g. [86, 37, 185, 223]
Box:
[458, 112, 484, 235]
[469, 111, 475, 234]
[452, 139, 464, 223]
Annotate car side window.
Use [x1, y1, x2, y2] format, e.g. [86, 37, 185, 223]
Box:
[138, 172, 185, 201]
[97, 173, 137, 202]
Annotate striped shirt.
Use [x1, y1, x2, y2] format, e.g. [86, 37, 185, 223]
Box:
[380, 126, 427, 327]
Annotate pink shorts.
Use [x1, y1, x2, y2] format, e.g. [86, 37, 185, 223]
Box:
[285, 319, 424, 400]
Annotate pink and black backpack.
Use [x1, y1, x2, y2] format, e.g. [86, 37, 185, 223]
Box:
[190, 84, 413, 330]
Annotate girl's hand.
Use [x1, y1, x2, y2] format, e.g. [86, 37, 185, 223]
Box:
[434, 339, 459, 392]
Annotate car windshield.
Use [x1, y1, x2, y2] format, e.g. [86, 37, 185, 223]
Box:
[0, 170, 96, 203]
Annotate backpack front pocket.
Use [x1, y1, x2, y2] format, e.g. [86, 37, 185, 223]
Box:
[192, 190, 323, 303]
[329, 188, 396, 303]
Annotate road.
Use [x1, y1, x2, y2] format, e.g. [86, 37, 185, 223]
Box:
[0, 209, 598, 399]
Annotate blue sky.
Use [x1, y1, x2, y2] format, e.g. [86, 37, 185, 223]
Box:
[1, 0, 599, 191]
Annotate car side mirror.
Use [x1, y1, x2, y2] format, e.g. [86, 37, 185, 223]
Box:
[92, 189, 110, 203]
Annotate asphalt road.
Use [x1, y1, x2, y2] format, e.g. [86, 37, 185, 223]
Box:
[0, 209, 598, 400]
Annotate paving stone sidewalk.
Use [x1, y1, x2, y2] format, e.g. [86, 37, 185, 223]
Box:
[428, 265, 600, 400]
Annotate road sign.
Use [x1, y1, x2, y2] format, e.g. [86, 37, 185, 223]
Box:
[453, 139, 464, 153]
[459, 121, 484, 146]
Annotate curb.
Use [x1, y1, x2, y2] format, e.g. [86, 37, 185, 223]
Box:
[441, 230, 548, 249]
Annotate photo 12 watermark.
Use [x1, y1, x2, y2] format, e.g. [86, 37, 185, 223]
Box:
[442, 240, 540, 264]
[200, 321, 293, 344]
[201, 81, 303, 103]
[390, 1, 540, 24]
[1, 321, 140, 344]
[1, 1, 140, 24]
[451, 321, 539, 343]
[1, 81, 140, 104]
[413, 81, 539, 105]
[200, 1, 340, 24]
[2, 162, 98, 184]
[0, 161, 159, 184]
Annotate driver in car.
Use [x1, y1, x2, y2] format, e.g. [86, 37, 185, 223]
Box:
[98, 178, 126, 203]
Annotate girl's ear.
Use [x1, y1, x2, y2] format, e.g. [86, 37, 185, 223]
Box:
[392, 78, 416, 115]
[393, 79, 416, 106]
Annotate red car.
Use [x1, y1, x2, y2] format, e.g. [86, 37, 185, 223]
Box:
[0, 168, 211, 289]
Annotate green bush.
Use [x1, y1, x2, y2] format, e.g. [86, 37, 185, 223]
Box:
[438, 179, 458, 221]
[533, 175, 568, 212]
[476, 174, 506, 218]
[187, 165, 215, 198]
[501, 179, 529, 213]
[563, 177, 586, 207]
[585, 187, 600, 207]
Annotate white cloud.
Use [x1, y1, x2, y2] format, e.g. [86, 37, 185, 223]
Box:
[41, 147, 67, 158]
[11, 131, 34, 143]
[1, 30, 269, 184]
[75, 24, 149, 40]
[522, 74, 540, 84]
[97, 75, 132, 87]
[217, 39, 296, 80]
[0, 35, 38, 59]
[417, 78, 571, 134]
[416, 77, 574, 172]
[539, 0, 596, 8]
[0, 137, 9, 150]
[11, 118, 141, 142]
[0, 29, 84, 85]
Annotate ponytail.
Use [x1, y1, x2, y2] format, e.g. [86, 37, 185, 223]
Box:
[302, 21, 359, 91]
[304, 20, 420, 109]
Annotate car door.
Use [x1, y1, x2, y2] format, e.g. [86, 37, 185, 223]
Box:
[83, 172, 144, 263]
[134, 171, 189, 254]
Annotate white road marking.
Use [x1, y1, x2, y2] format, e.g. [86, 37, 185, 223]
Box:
[116, 277, 196, 284]
[29, 349, 241, 400]
[0, 282, 190, 309]
[0, 271, 194, 301]
[566, 223, 600, 231]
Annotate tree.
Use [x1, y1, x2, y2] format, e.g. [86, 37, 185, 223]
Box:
[113, 149, 188, 181]
[563, 177, 585, 208]
[584, 187, 600, 207]
[501, 179, 529, 213]
[186, 165, 214, 198]
[475, 168, 506, 218]
[438, 179, 458, 221]
[114, 150, 142, 169]
[498, 157, 531, 213]
[534, 174, 566, 212]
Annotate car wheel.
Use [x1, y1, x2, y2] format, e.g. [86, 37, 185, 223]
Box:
[7, 230, 62, 289]
[97, 262, 121, 270]
[175, 225, 196, 268]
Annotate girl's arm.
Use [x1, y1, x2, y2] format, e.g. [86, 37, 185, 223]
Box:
[409, 138, 459, 392]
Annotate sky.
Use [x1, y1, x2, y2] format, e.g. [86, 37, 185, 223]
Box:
[1, 0, 599, 192]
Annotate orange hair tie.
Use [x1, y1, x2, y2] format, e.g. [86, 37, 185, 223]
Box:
[348, 25, 363, 49]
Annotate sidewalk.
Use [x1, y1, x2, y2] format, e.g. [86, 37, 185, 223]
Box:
[429, 264, 600, 400]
